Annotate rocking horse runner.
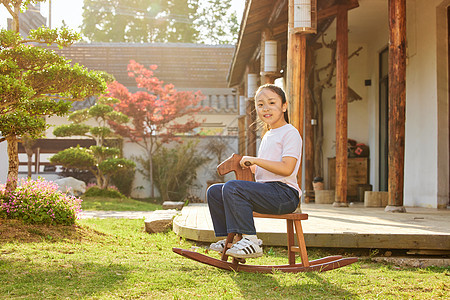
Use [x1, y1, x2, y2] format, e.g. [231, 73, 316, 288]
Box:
[173, 84, 357, 273]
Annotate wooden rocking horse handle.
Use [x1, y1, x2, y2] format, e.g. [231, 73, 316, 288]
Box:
[216, 153, 254, 182]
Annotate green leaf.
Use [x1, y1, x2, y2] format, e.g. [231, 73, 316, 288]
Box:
[53, 124, 91, 137]
[50, 146, 95, 170]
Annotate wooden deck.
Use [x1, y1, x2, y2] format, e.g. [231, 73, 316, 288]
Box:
[173, 203, 450, 251]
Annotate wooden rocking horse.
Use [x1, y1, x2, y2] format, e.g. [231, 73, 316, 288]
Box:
[172, 154, 358, 273]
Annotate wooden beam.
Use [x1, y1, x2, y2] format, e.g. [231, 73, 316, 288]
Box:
[268, 0, 287, 26]
[250, 43, 261, 64]
[317, 0, 359, 21]
[386, 0, 407, 212]
[333, 4, 349, 207]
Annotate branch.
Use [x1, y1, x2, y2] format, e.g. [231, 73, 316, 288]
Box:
[317, 44, 363, 73]
[348, 46, 363, 60]
[1, 0, 15, 17]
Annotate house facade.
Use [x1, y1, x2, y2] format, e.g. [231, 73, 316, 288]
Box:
[228, 0, 449, 209]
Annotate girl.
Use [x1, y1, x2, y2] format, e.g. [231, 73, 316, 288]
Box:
[207, 84, 302, 259]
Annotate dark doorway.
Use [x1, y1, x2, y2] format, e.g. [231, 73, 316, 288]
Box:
[379, 47, 389, 192]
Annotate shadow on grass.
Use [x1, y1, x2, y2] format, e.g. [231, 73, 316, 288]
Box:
[0, 219, 107, 244]
[0, 258, 130, 298]
[229, 270, 356, 299]
[185, 246, 357, 299]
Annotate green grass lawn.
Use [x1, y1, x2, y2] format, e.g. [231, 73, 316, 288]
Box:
[0, 218, 448, 299]
[80, 196, 162, 211]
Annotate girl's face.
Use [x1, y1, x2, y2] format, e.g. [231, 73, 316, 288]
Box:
[255, 88, 287, 129]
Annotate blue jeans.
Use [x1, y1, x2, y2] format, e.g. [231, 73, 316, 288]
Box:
[207, 180, 300, 236]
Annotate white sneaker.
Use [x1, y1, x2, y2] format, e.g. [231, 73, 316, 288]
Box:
[209, 237, 263, 253]
[209, 239, 227, 252]
[225, 237, 263, 258]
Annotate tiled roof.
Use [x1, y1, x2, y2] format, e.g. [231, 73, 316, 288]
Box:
[52, 43, 235, 89]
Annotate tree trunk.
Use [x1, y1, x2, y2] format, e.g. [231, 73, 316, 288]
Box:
[13, 4, 20, 33]
[6, 135, 19, 191]
[149, 151, 154, 198]
[100, 172, 108, 189]
[90, 167, 103, 189]
[23, 138, 35, 179]
[26, 152, 33, 178]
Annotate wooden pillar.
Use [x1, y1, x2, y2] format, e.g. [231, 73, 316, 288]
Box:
[246, 66, 258, 157]
[386, 0, 407, 212]
[287, 0, 308, 201]
[246, 99, 257, 156]
[333, 5, 349, 207]
[286, 34, 307, 191]
[304, 47, 315, 202]
[288, 33, 306, 144]
[238, 116, 246, 155]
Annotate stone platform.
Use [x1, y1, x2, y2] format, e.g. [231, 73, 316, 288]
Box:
[173, 203, 450, 252]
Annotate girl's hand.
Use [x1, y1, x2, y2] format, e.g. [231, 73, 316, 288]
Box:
[242, 156, 298, 176]
[240, 156, 257, 168]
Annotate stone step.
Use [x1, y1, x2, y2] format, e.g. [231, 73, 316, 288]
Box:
[145, 209, 179, 233]
[162, 201, 185, 210]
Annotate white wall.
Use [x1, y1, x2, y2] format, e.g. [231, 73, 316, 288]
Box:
[402, 0, 443, 207]
[436, 0, 450, 208]
[0, 139, 7, 183]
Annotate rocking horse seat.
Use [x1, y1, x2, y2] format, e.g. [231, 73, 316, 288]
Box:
[172, 153, 358, 273]
[252, 212, 308, 220]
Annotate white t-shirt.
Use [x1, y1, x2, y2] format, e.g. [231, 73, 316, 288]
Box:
[255, 124, 302, 195]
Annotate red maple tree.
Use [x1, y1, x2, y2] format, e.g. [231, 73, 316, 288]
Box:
[107, 60, 206, 197]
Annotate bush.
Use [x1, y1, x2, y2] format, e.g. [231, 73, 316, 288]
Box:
[83, 185, 125, 198]
[152, 141, 209, 202]
[0, 178, 82, 225]
[110, 166, 135, 197]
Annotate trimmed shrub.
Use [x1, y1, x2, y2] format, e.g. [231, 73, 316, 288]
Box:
[0, 178, 82, 225]
[83, 185, 125, 198]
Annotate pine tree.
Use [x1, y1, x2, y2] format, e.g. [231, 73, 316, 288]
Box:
[0, 0, 109, 191]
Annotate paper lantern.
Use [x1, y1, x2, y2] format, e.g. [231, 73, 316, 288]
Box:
[293, 0, 317, 34]
[239, 96, 247, 115]
[247, 73, 258, 98]
[264, 40, 278, 72]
